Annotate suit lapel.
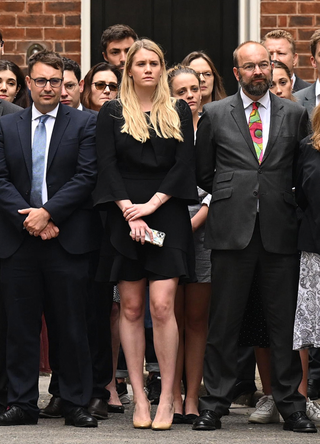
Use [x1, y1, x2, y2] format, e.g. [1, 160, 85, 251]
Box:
[230, 92, 259, 163]
[17, 107, 33, 180]
[261, 93, 284, 163]
[47, 104, 70, 170]
[303, 84, 316, 117]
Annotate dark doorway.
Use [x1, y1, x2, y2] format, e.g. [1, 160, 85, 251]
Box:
[91, 0, 238, 95]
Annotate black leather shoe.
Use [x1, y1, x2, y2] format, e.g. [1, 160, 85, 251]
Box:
[39, 396, 62, 418]
[88, 398, 109, 419]
[0, 405, 6, 415]
[107, 403, 124, 414]
[308, 379, 320, 401]
[0, 405, 37, 426]
[283, 411, 317, 433]
[192, 409, 221, 430]
[65, 407, 98, 427]
[232, 380, 257, 401]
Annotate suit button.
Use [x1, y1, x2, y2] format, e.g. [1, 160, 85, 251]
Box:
[258, 169, 262, 174]
[253, 191, 258, 196]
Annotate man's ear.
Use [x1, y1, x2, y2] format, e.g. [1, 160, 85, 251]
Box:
[25, 76, 31, 91]
[233, 67, 240, 82]
[79, 79, 84, 94]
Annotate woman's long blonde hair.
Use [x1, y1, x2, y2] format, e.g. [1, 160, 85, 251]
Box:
[120, 39, 183, 143]
[312, 104, 320, 151]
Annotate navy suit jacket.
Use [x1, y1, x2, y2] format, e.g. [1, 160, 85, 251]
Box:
[0, 103, 102, 258]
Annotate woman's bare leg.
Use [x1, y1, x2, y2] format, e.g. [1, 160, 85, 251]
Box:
[149, 278, 179, 426]
[118, 279, 150, 425]
[106, 301, 122, 406]
[255, 347, 272, 395]
[173, 285, 185, 415]
[184, 283, 210, 415]
[298, 349, 309, 399]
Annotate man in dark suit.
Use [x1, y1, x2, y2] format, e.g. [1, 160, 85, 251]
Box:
[262, 29, 311, 92]
[39, 57, 112, 421]
[0, 50, 100, 427]
[0, 98, 22, 414]
[294, 30, 320, 119]
[193, 41, 315, 433]
[294, 29, 320, 400]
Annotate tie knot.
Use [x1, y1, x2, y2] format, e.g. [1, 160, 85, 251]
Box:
[252, 102, 260, 110]
[38, 115, 49, 124]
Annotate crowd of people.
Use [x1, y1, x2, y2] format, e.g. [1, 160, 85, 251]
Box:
[0, 23, 320, 435]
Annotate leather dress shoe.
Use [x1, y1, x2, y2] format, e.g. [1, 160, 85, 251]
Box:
[88, 397, 109, 419]
[65, 407, 98, 427]
[232, 379, 257, 401]
[308, 379, 320, 401]
[0, 405, 37, 425]
[283, 411, 317, 433]
[0, 405, 6, 415]
[39, 396, 62, 418]
[192, 409, 221, 430]
[107, 403, 124, 414]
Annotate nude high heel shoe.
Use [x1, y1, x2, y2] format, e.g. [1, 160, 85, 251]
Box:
[133, 401, 152, 429]
[151, 403, 173, 431]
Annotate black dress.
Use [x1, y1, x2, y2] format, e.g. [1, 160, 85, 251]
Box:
[93, 99, 198, 283]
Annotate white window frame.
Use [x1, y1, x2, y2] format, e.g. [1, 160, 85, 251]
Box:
[239, 0, 261, 44]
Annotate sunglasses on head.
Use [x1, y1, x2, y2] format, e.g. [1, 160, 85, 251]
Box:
[92, 81, 118, 92]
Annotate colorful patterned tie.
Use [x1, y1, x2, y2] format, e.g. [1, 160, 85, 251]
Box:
[249, 102, 263, 164]
[30, 115, 49, 207]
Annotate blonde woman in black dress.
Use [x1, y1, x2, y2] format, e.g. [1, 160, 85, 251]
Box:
[93, 39, 198, 430]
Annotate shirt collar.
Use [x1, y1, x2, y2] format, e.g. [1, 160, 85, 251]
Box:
[240, 88, 270, 111]
[77, 103, 83, 111]
[32, 103, 60, 121]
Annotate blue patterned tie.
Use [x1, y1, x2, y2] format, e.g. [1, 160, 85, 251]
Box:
[30, 115, 49, 207]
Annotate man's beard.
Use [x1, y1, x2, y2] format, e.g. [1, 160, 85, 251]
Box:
[238, 71, 271, 97]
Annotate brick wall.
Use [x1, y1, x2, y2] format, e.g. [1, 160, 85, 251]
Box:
[261, 0, 320, 82]
[0, 0, 81, 72]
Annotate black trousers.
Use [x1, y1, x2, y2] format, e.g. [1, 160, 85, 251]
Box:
[1, 237, 93, 420]
[199, 219, 305, 419]
[48, 252, 113, 400]
[0, 288, 7, 408]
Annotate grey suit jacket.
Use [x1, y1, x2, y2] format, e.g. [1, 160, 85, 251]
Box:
[196, 91, 309, 254]
[294, 83, 316, 119]
[0, 99, 22, 116]
[293, 75, 311, 93]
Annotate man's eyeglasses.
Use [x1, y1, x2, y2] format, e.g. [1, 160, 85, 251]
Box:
[30, 77, 63, 88]
[92, 82, 118, 92]
[237, 62, 270, 72]
[63, 82, 78, 92]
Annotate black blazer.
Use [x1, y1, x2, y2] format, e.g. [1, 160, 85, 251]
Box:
[0, 104, 101, 258]
[196, 91, 309, 254]
[296, 135, 320, 254]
